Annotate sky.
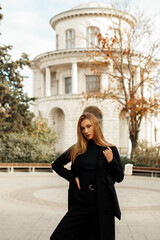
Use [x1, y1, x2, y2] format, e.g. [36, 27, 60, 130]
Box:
[1, 0, 160, 98]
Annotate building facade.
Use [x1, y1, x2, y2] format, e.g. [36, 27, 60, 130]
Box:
[31, 2, 160, 154]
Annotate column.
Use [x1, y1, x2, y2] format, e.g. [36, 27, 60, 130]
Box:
[33, 69, 42, 98]
[72, 63, 78, 94]
[59, 71, 63, 94]
[45, 67, 51, 97]
[33, 69, 37, 98]
[40, 72, 44, 97]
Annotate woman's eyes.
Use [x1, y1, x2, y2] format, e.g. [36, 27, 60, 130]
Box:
[81, 125, 91, 130]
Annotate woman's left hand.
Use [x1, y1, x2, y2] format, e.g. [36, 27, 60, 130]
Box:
[103, 147, 113, 163]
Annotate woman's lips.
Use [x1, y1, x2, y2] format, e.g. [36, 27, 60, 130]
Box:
[85, 134, 91, 138]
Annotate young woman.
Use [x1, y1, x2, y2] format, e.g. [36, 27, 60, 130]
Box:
[50, 112, 124, 240]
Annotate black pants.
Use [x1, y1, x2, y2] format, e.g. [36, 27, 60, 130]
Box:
[50, 188, 100, 240]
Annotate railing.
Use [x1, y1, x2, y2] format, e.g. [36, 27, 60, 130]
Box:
[0, 163, 52, 173]
[0, 163, 160, 177]
[132, 166, 160, 177]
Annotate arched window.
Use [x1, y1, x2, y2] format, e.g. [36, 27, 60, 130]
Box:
[86, 26, 100, 48]
[65, 29, 75, 49]
[83, 106, 102, 128]
[50, 108, 65, 153]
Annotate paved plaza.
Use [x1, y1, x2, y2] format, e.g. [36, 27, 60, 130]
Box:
[0, 172, 160, 240]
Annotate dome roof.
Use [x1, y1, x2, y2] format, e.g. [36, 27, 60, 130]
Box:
[71, 1, 112, 10]
[50, 1, 135, 30]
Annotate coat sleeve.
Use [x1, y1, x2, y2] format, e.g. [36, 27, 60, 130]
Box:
[106, 146, 124, 183]
[52, 150, 75, 182]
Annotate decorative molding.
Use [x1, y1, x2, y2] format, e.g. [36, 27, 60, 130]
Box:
[50, 8, 136, 30]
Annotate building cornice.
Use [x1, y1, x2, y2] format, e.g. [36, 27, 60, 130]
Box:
[33, 48, 93, 61]
[50, 8, 136, 30]
[35, 94, 83, 103]
[32, 48, 158, 69]
[31, 48, 95, 69]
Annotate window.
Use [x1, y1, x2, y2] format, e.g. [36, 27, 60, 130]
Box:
[51, 72, 56, 95]
[65, 77, 72, 94]
[56, 34, 59, 50]
[86, 27, 100, 48]
[86, 75, 100, 93]
[83, 106, 102, 128]
[65, 29, 75, 49]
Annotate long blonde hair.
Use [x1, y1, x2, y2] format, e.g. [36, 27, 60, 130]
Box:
[68, 112, 113, 163]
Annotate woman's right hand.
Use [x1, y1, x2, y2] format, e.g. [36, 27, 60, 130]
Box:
[75, 177, 81, 190]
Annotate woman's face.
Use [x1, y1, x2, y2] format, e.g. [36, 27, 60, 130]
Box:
[80, 118, 94, 140]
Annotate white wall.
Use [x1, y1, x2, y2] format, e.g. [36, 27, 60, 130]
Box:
[55, 15, 132, 50]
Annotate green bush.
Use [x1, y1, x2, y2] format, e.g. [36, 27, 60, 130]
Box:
[0, 118, 58, 163]
[133, 140, 160, 167]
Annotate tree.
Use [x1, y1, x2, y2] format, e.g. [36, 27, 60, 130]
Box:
[84, 1, 160, 159]
[0, 6, 35, 136]
[0, 7, 58, 163]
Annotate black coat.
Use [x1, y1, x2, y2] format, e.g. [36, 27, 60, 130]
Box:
[52, 145, 124, 240]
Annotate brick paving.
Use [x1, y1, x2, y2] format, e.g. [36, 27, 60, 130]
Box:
[0, 172, 160, 240]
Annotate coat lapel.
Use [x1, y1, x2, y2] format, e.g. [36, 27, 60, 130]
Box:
[96, 146, 108, 182]
[96, 146, 108, 169]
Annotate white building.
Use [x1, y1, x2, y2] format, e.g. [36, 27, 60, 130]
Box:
[31, 1, 160, 154]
